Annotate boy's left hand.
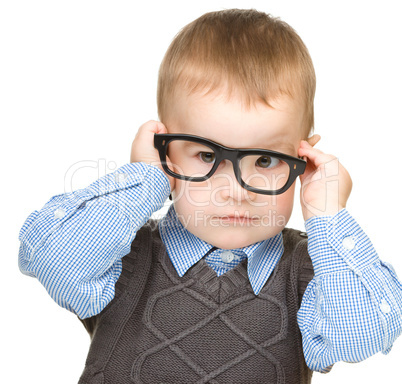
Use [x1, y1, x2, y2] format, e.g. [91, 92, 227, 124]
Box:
[298, 135, 353, 221]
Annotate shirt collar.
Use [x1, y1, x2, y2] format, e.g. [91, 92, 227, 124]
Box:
[158, 205, 284, 295]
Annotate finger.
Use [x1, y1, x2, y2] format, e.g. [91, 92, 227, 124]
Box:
[137, 120, 167, 137]
[306, 134, 321, 147]
[154, 121, 168, 134]
[298, 140, 324, 160]
[298, 141, 336, 168]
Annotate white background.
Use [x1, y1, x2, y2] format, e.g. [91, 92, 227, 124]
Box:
[1, 1, 402, 383]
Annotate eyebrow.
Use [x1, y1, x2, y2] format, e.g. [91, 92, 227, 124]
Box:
[171, 132, 298, 156]
[252, 140, 297, 156]
[228, 140, 297, 156]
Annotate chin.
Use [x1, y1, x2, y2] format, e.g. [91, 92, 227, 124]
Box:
[207, 223, 286, 249]
[205, 230, 262, 250]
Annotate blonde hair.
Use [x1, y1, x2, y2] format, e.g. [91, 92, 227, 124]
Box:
[157, 9, 316, 137]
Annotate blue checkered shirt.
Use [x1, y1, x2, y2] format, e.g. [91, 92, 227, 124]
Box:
[18, 162, 402, 372]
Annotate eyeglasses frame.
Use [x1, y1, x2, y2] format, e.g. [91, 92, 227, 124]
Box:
[154, 133, 306, 195]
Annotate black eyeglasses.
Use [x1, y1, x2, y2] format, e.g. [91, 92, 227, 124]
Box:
[154, 133, 306, 195]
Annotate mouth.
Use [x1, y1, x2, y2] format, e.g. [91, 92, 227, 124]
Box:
[215, 214, 260, 224]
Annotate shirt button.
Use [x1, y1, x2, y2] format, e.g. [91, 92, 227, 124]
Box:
[342, 236, 355, 250]
[54, 208, 66, 219]
[221, 250, 234, 263]
[380, 299, 391, 314]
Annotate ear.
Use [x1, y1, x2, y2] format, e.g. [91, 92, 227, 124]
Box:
[306, 134, 321, 147]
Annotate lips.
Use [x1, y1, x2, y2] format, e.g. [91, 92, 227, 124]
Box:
[215, 214, 260, 223]
[216, 212, 259, 219]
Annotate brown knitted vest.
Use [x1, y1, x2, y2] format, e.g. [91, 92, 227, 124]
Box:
[78, 221, 314, 384]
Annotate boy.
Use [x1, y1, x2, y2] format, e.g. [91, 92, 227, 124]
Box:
[18, 9, 402, 383]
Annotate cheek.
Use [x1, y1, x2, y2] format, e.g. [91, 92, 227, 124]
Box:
[255, 185, 295, 223]
[274, 185, 296, 223]
[172, 191, 193, 228]
[173, 179, 213, 207]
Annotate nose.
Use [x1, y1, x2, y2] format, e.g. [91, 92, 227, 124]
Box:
[212, 159, 256, 203]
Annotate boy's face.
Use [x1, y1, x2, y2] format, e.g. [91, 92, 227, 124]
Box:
[164, 89, 305, 249]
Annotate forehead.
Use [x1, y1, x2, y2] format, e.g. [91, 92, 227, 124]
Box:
[165, 89, 305, 154]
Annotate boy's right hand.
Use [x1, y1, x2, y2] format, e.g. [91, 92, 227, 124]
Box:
[130, 120, 175, 192]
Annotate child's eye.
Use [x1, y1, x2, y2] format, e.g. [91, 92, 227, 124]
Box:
[255, 156, 279, 168]
[199, 152, 216, 163]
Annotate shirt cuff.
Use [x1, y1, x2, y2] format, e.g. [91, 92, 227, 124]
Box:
[305, 209, 379, 276]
